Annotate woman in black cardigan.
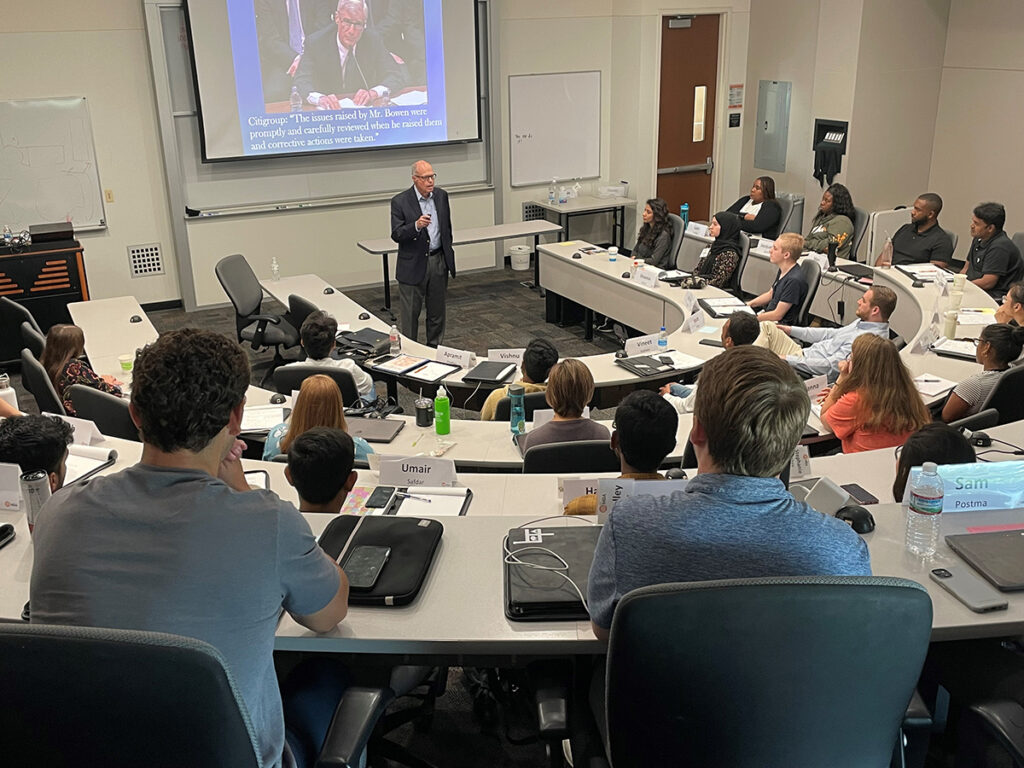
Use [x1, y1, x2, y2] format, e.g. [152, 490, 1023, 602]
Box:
[727, 176, 782, 240]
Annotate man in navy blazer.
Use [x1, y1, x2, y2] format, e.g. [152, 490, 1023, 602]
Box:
[390, 160, 456, 346]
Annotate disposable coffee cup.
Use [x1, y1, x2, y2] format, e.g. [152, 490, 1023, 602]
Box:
[415, 397, 434, 427]
[943, 310, 958, 339]
[952, 273, 967, 291]
[118, 354, 134, 373]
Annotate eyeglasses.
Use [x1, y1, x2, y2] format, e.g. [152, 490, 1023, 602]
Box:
[337, 17, 366, 29]
[414, 173, 437, 181]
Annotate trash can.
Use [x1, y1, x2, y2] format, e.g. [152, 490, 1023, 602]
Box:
[509, 245, 532, 271]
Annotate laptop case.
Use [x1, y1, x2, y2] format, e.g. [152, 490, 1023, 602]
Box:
[319, 515, 443, 606]
[462, 361, 518, 384]
[504, 525, 602, 621]
[346, 417, 406, 443]
[945, 530, 1024, 591]
[838, 263, 873, 280]
[338, 328, 390, 356]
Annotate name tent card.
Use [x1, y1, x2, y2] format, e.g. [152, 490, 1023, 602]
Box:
[804, 375, 828, 402]
[904, 461, 1024, 512]
[624, 333, 660, 356]
[0, 462, 20, 510]
[562, 478, 601, 507]
[680, 290, 699, 314]
[379, 456, 457, 488]
[488, 348, 525, 368]
[44, 413, 103, 446]
[686, 222, 709, 237]
[681, 308, 707, 334]
[436, 345, 474, 368]
[633, 266, 660, 289]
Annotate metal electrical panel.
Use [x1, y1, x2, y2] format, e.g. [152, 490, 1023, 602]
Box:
[754, 80, 791, 172]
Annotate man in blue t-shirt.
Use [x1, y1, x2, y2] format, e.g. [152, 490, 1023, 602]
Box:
[587, 345, 870, 638]
[31, 330, 350, 768]
[747, 232, 809, 326]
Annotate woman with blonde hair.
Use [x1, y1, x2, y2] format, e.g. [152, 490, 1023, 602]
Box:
[263, 374, 374, 461]
[516, 358, 609, 453]
[819, 334, 930, 453]
[40, 324, 122, 416]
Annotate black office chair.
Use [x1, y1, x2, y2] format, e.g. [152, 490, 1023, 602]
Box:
[1, 295, 43, 337]
[797, 257, 822, 326]
[979, 367, 1024, 426]
[1012, 232, 1024, 260]
[214, 254, 300, 384]
[288, 293, 320, 339]
[599, 576, 932, 768]
[776, 194, 796, 235]
[945, 228, 959, 258]
[0, 622, 381, 768]
[21, 320, 45, 358]
[949, 408, 1001, 434]
[493, 391, 549, 421]
[727, 232, 752, 296]
[851, 206, 870, 262]
[890, 329, 907, 351]
[957, 700, 1024, 767]
[20, 348, 65, 415]
[522, 439, 619, 474]
[667, 213, 685, 268]
[273, 364, 361, 405]
[68, 384, 138, 441]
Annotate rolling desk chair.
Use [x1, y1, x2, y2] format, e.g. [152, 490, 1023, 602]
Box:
[21, 320, 45, 359]
[522, 440, 619, 474]
[979, 366, 1024, 425]
[726, 232, 752, 296]
[20, 348, 65, 415]
[493, 391, 549, 422]
[949, 408, 1000, 433]
[597, 576, 932, 768]
[797, 257, 822, 326]
[776, 194, 796, 235]
[273, 365, 361, 406]
[1012, 232, 1024, 260]
[0, 623, 380, 768]
[288, 294, 320, 338]
[68, 384, 138, 441]
[1, 295, 43, 336]
[851, 206, 870, 262]
[667, 213, 685, 269]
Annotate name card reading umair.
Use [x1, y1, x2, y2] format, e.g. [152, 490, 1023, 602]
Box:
[379, 456, 457, 488]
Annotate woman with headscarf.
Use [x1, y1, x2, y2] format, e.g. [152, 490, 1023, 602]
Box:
[693, 211, 743, 288]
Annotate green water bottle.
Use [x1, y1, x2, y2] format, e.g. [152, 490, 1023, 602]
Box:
[434, 385, 451, 435]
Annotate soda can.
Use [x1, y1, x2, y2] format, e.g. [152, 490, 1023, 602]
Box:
[20, 469, 50, 533]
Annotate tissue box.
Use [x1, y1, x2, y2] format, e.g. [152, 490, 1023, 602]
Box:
[597, 185, 627, 198]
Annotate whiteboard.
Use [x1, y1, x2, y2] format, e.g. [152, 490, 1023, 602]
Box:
[509, 71, 601, 187]
[0, 97, 106, 231]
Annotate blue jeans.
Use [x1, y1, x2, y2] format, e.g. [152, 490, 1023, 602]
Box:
[282, 658, 357, 768]
[668, 383, 692, 398]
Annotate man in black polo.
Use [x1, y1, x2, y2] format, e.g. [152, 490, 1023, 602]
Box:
[878, 193, 954, 268]
[961, 202, 1024, 298]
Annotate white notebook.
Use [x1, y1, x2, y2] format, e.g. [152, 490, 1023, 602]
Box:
[394, 486, 471, 517]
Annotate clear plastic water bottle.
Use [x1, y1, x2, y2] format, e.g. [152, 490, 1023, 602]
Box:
[548, 179, 556, 205]
[270, 256, 280, 281]
[508, 384, 526, 436]
[2, 226, 12, 247]
[290, 86, 302, 113]
[905, 461, 943, 556]
[389, 324, 401, 355]
[558, 186, 568, 204]
[0, 371, 18, 413]
[434, 386, 451, 436]
[657, 326, 668, 350]
[680, 203, 690, 231]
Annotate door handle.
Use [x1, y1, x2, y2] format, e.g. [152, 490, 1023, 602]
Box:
[657, 156, 715, 176]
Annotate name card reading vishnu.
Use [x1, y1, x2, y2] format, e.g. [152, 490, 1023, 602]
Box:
[488, 348, 526, 368]
[379, 456, 457, 487]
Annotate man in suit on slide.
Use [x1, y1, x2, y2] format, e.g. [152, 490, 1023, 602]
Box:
[294, 0, 404, 108]
[390, 160, 456, 346]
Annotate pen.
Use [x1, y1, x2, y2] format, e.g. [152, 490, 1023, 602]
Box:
[916, 378, 939, 383]
[396, 492, 431, 503]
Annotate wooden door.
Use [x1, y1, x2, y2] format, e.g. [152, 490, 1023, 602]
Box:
[656, 15, 720, 222]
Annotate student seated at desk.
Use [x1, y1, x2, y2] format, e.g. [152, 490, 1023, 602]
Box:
[480, 338, 559, 421]
[30, 329, 350, 768]
[281, 310, 379, 405]
[995, 281, 1024, 326]
[892, 423, 976, 502]
[587, 346, 870, 642]
[632, 198, 674, 270]
[0, 414, 74, 495]
[960, 202, 1024, 298]
[941, 323, 1024, 422]
[286, 428, 358, 514]
[818, 334, 930, 453]
[564, 390, 676, 515]
[516, 359, 609, 453]
[804, 183, 856, 260]
[264, 374, 374, 463]
[692, 211, 743, 288]
[40, 324, 122, 417]
[746, 233, 808, 325]
[726, 175, 782, 240]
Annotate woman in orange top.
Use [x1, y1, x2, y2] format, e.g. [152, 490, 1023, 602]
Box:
[819, 334, 930, 453]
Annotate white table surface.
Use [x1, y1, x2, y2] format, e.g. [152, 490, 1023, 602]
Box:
[356, 220, 564, 255]
[528, 195, 636, 216]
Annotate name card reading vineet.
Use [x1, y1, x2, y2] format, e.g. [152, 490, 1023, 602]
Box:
[435, 345, 474, 368]
[379, 456, 457, 488]
[624, 333, 660, 356]
[488, 348, 525, 368]
[905, 461, 1024, 512]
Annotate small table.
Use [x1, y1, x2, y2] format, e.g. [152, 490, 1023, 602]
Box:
[529, 195, 636, 252]
[357, 220, 564, 319]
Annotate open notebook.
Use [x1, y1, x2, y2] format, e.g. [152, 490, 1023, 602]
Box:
[64, 445, 118, 485]
[392, 486, 472, 517]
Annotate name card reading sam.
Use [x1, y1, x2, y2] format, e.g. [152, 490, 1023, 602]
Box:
[905, 461, 1024, 512]
[435, 345, 474, 368]
[379, 456, 457, 487]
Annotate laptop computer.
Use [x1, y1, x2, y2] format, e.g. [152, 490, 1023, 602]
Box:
[945, 530, 1024, 591]
[838, 263, 873, 280]
[504, 525, 602, 621]
[345, 417, 406, 444]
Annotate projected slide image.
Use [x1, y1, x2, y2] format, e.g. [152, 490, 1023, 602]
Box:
[231, 0, 444, 156]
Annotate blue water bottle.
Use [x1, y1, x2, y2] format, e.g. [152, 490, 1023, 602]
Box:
[508, 384, 526, 436]
[680, 203, 690, 231]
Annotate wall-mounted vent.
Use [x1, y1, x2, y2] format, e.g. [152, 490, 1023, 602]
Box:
[128, 243, 164, 278]
[522, 202, 546, 222]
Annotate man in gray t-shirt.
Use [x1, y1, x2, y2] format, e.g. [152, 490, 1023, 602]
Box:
[30, 330, 349, 768]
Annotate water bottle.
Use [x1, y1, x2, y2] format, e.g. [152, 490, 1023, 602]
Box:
[680, 203, 690, 231]
[657, 326, 668, 350]
[0, 371, 18, 413]
[2, 226, 11, 247]
[558, 186, 568, 204]
[630, 260, 639, 278]
[434, 386, 451, 436]
[905, 461, 943, 556]
[290, 85, 302, 113]
[270, 256, 280, 281]
[548, 179, 556, 205]
[508, 384, 526, 436]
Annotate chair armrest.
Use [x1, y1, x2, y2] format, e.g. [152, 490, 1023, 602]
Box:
[248, 314, 282, 324]
[963, 700, 1024, 763]
[903, 688, 932, 730]
[315, 686, 395, 768]
[529, 660, 570, 739]
[249, 314, 282, 349]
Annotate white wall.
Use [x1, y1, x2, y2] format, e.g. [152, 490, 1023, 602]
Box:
[929, 0, 1024, 252]
[0, 1, 180, 304]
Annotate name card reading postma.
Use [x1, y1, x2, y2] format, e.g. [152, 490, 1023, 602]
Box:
[488, 348, 525, 368]
[379, 456, 457, 488]
[904, 461, 1024, 512]
[436, 345, 474, 368]
[633, 266, 660, 289]
[624, 333, 660, 356]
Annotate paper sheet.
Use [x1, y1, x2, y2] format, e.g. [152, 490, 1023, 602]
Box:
[241, 405, 285, 431]
[913, 375, 957, 398]
[64, 445, 117, 485]
[394, 486, 469, 517]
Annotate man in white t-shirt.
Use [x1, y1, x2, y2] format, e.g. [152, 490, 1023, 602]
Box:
[282, 310, 378, 405]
